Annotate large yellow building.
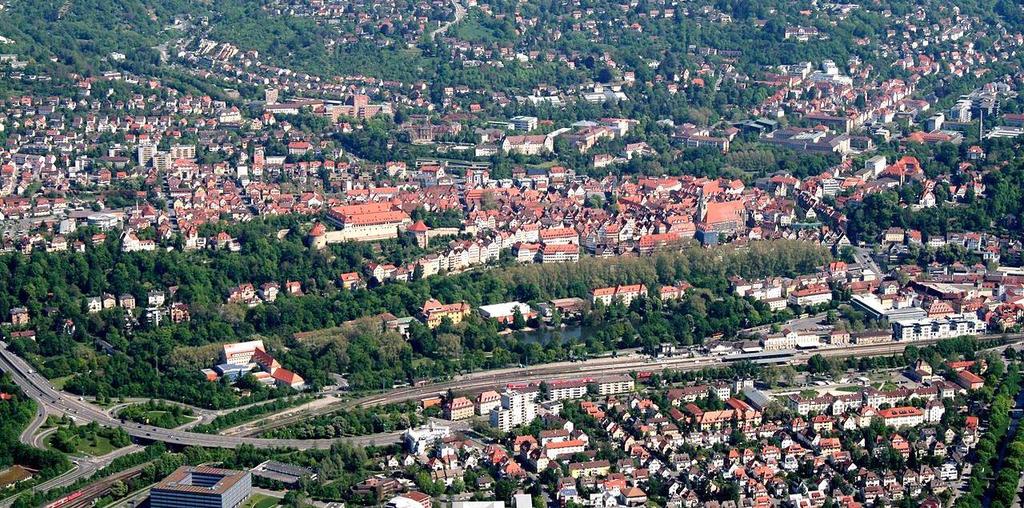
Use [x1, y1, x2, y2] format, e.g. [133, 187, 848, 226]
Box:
[421, 298, 471, 328]
[568, 459, 611, 478]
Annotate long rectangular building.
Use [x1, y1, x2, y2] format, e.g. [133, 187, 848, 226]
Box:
[877, 406, 924, 428]
[594, 374, 634, 395]
[150, 466, 252, 508]
[891, 313, 986, 341]
[325, 203, 412, 242]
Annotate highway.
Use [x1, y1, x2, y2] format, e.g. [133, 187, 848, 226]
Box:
[0, 341, 397, 451]
[19, 405, 48, 446]
[100, 396, 292, 430]
[3, 334, 1022, 454]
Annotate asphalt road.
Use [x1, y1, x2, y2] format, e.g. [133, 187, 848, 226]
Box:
[852, 246, 883, 277]
[430, 0, 467, 40]
[100, 395, 294, 430]
[18, 405, 48, 445]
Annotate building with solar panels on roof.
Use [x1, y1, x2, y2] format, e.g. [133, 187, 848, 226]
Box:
[149, 466, 252, 508]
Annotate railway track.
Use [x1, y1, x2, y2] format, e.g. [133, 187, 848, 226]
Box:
[234, 334, 1021, 437]
[47, 463, 149, 508]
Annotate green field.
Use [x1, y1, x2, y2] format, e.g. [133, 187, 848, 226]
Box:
[242, 494, 281, 508]
[47, 431, 119, 457]
[50, 375, 74, 390]
[875, 381, 899, 391]
[450, 13, 508, 44]
[141, 410, 197, 428]
[118, 401, 198, 428]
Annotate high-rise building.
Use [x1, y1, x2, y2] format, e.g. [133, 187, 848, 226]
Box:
[137, 143, 156, 167]
[490, 390, 537, 432]
[153, 152, 173, 172]
[171, 144, 196, 160]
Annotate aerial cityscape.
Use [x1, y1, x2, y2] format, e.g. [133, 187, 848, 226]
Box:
[2, 0, 1024, 507]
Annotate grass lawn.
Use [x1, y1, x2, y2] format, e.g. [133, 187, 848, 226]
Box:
[875, 381, 899, 391]
[50, 375, 74, 390]
[835, 386, 863, 393]
[47, 432, 118, 457]
[799, 389, 819, 398]
[528, 161, 559, 169]
[77, 433, 118, 456]
[118, 401, 198, 428]
[242, 494, 281, 508]
[142, 410, 197, 428]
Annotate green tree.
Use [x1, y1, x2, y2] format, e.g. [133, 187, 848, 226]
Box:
[109, 480, 128, 499]
[511, 307, 526, 330]
[807, 354, 831, 374]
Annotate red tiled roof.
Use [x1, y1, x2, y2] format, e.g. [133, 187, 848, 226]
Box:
[407, 220, 430, 232]
[878, 406, 923, 418]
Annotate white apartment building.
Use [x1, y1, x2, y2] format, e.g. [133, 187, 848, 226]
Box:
[509, 115, 539, 132]
[490, 390, 537, 432]
[589, 284, 648, 306]
[137, 143, 156, 167]
[891, 314, 986, 341]
[540, 244, 580, 264]
[171, 144, 197, 159]
[595, 375, 634, 396]
[878, 407, 925, 428]
[476, 390, 501, 416]
[548, 380, 589, 401]
[403, 423, 452, 454]
[786, 394, 832, 416]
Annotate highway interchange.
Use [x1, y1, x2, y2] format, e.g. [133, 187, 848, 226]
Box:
[0, 341, 367, 451]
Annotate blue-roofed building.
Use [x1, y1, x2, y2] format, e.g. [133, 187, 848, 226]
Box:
[214, 363, 253, 381]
